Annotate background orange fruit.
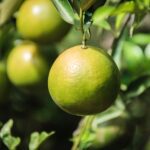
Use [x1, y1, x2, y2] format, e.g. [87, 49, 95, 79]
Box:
[6, 42, 49, 88]
[16, 0, 70, 43]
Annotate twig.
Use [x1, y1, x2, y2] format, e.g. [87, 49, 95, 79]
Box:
[71, 116, 95, 150]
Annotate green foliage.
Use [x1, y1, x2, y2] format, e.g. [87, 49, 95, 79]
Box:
[72, 104, 133, 150]
[0, 119, 55, 150]
[0, 119, 21, 150]
[0, 0, 24, 26]
[29, 131, 55, 150]
[0, 0, 149, 149]
[52, 0, 75, 24]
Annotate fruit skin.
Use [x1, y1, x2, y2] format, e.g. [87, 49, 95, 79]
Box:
[6, 42, 49, 88]
[16, 0, 70, 43]
[48, 45, 120, 116]
[0, 61, 8, 100]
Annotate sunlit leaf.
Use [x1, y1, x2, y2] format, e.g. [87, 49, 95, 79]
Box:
[0, 119, 21, 150]
[93, 5, 115, 23]
[115, 13, 127, 33]
[0, 0, 24, 26]
[94, 19, 111, 30]
[52, 0, 75, 24]
[93, 1, 136, 25]
[112, 1, 135, 15]
[29, 131, 55, 150]
[130, 34, 150, 45]
[125, 75, 150, 98]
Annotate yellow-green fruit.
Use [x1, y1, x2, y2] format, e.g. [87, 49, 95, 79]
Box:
[6, 42, 49, 88]
[48, 45, 120, 116]
[122, 41, 147, 74]
[16, 0, 70, 43]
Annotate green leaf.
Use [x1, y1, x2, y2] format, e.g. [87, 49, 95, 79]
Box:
[93, 5, 115, 23]
[94, 19, 111, 30]
[136, 0, 150, 10]
[130, 34, 150, 45]
[0, 119, 21, 150]
[29, 131, 55, 150]
[125, 75, 150, 98]
[52, 0, 75, 24]
[0, 0, 24, 26]
[144, 0, 150, 8]
[93, 1, 136, 24]
[112, 1, 136, 15]
[115, 13, 127, 32]
[69, 0, 80, 14]
[80, 0, 97, 11]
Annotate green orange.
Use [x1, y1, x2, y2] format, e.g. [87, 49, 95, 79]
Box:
[122, 41, 150, 75]
[16, 0, 70, 43]
[48, 45, 120, 116]
[6, 42, 49, 88]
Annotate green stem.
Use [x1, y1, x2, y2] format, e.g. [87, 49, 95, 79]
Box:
[71, 116, 95, 150]
[79, 9, 87, 49]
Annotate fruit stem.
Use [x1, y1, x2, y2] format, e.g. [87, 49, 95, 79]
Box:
[79, 9, 87, 49]
[71, 116, 95, 150]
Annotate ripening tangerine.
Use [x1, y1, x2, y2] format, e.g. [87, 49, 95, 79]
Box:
[6, 42, 49, 88]
[48, 45, 120, 116]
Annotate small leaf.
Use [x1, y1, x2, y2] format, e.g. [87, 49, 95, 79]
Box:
[69, 0, 80, 14]
[125, 75, 150, 98]
[130, 34, 150, 45]
[0, 119, 21, 150]
[0, 0, 24, 26]
[93, 5, 115, 23]
[115, 13, 127, 32]
[52, 0, 75, 24]
[80, 0, 97, 11]
[94, 19, 111, 30]
[93, 2, 136, 27]
[136, 0, 149, 10]
[112, 1, 136, 16]
[144, 0, 150, 8]
[29, 131, 55, 150]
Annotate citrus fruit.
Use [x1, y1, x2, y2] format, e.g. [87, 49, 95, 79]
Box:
[48, 45, 120, 116]
[16, 0, 70, 43]
[145, 44, 150, 62]
[6, 42, 49, 88]
[122, 41, 147, 74]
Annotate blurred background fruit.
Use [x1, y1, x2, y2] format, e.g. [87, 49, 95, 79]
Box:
[6, 42, 49, 89]
[16, 0, 70, 43]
